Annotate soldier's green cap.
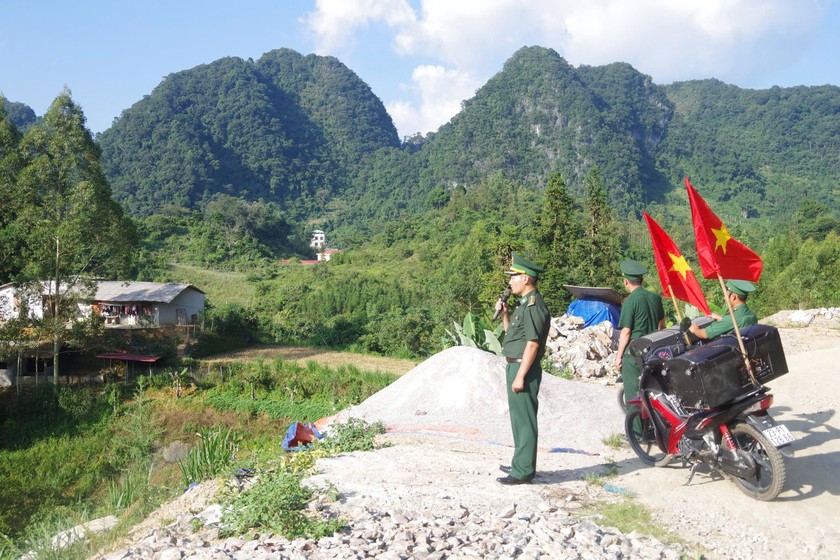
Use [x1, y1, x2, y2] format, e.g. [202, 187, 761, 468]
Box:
[620, 259, 647, 281]
[726, 279, 756, 297]
[504, 252, 545, 278]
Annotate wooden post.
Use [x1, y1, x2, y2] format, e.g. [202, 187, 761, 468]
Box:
[668, 286, 683, 322]
[717, 275, 759, 387]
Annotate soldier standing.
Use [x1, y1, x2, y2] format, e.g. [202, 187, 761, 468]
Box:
[495, 252, 551, 485]
[614, 259, 665, 402]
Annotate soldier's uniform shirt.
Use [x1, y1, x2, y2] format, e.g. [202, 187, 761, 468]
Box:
[502, 290, 551, 360]
[618, 287, 664, 401]
[618, 287, 664, 340]
[703, 304, 757, 339]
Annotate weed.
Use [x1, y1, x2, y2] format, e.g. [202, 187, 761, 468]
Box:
[219, 469, 344, 540]
[584, 462, 618, 486]
[317, 418, 387, 454]
[107, 471, 141, 514]
[601, 432, 624, 449]
[584, 499, 680, 545]
[178, 426, 238, 487]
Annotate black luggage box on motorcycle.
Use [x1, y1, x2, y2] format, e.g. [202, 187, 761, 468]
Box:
[663, 324, 789, 408]
[736, 323, 788, 386]
[664, 341, 744, 408]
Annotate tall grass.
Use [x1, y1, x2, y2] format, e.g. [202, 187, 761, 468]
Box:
[199, 359, 393, 421]
[177, 426, 238, 487]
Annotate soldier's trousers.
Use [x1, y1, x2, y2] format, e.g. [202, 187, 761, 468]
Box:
[621, 349, 641, 402]
[506, 361, 542, 480]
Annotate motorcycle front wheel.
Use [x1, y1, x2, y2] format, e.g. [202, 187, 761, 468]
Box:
[729, 421, 786, 501]
[624, 408, 668, 466]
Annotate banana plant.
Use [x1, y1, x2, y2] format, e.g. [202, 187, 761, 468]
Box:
[444, 312, 505, 356]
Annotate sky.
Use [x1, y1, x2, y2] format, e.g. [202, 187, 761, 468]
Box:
[2, 0, 839, 140]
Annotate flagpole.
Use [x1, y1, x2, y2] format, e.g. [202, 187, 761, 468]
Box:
[668, 286, 683, 321]
[717, 274, 759, 387]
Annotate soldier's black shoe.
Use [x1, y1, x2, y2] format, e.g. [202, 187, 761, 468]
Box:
[499, 465, 511, 473]
[496, 475, 533, 485]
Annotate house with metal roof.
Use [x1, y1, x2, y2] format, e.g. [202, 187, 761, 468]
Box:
[93, 282, 205, 326]
[0, 281, 205, 327]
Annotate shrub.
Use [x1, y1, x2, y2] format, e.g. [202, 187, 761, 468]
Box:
[219, 469, 343, 539]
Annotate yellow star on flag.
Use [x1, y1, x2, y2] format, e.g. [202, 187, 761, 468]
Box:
[711, 223, 732, 254]
[668, 252, 693, 280]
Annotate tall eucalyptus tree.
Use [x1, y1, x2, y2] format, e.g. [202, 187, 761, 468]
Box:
[14, 90, 137, 385]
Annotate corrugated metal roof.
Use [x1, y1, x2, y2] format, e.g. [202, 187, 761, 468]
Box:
[94, 281, 204, 304]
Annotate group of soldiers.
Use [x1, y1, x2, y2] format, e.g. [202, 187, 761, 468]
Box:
[493, 252, 757, 485]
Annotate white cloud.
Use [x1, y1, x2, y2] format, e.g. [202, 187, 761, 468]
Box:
[306, 0, 828, 136]
[306, 0, 416, 54]
[386, 65, 479, 138]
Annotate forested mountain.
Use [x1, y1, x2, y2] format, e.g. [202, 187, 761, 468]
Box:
[416, 48, 673, 213]
[96, 49, 400, 218]
[656, 80, 840, 217]
[1, 99, 38, 132]
[10, 46, 839, 236]
[91, 46, 840, 235]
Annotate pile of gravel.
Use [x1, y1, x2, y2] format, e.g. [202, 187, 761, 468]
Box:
[335, 346, 624, 453]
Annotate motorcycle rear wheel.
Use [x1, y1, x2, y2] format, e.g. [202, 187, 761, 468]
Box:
[624, 408, 668, 466]
[617, 386, 628, 413]
[729, 421, 786, 501]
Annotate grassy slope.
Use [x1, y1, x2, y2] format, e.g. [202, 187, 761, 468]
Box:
[165, 263, 256, 308]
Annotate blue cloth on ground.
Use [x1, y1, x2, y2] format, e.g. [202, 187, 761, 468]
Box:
[282, 422, 324, 451]
[566, 298, 621, 328]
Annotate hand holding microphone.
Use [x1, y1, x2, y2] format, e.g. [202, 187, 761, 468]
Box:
[492, 287, 512, 322]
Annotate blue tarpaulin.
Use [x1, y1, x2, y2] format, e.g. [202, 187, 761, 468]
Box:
[567, 297, 621, 329]
[282, 422, 324, 451]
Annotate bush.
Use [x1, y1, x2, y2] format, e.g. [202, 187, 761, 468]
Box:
[220, 469, 343, 539]
[57, 387, 97, 421]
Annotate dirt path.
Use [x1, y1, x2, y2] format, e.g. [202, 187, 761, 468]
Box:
[608, 329, 840, 559]
[306, 327, 840, 560]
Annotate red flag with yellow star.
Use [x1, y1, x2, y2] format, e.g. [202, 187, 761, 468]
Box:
[643, 212, 712, 315]
[685, 177, 763, 282]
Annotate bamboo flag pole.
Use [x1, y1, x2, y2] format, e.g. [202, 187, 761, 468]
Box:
[668, 285, 683, 321]
[717, 274, 759, 387]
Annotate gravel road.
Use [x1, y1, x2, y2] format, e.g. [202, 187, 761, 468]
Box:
[307, 324, 840, 560]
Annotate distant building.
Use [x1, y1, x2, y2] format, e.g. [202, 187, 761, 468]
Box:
[310, 230, 326, 250]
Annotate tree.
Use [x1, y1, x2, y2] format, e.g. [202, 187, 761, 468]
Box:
[793, 199, 840, 240]
[531, 172, 583, 311]
[581, 167, 619, 286]
[0, 101, 25, 279]
[13, 90, 137, 385]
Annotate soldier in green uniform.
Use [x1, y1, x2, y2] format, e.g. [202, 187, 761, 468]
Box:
[614, 260, 666, 402]
[494, 252, 551, 485]
[689, 280, 757, 340]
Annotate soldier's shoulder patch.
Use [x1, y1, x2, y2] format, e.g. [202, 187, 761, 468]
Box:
[527, 295, 536, 306]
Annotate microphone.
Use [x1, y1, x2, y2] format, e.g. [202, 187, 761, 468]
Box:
[492, 287, 512, 322]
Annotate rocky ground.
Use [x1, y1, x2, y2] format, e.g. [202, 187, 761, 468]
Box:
[89, 310, 840, 560]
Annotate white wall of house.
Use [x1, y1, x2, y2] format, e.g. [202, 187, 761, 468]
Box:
[155, 289, 206, 325]
[0, 283, 205, 326]
[310, 230, 325, 249]
[0, 285, 44, 321]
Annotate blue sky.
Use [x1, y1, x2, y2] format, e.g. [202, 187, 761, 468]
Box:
[2, 0, 838, 140]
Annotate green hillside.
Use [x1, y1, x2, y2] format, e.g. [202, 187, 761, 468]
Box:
[96, 49, 399, 219]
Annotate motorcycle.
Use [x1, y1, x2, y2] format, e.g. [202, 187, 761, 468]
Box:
[623, 318, 795, 501]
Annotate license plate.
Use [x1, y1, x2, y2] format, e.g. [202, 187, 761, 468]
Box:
[762, 424, 795, 447]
